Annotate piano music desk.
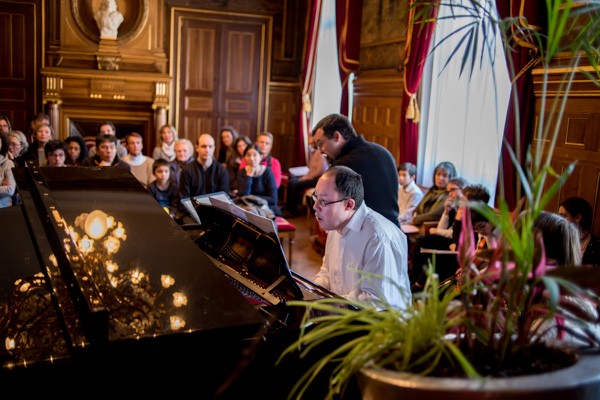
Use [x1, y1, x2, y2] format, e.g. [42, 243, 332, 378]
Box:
[276, 216, 296, 265]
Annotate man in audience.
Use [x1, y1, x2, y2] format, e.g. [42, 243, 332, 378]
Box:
[397, 162, 424, 224]
[44, 140, 68, 167]
[312, 113, 400, 227]
[312, 166, 411, 309]
[81, 133, 130, 169]
[121, 132, 155, 187]
[88, 121, 127, 158]
[179, 133, 229, 199]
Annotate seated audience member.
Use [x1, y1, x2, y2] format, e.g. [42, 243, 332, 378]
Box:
[411, 161, 457, 226]
[153, 124, 178, 162]
[312, 165, 411, 309]
[237, 143, 281, 216]
[0, 115, 11, 139]
[64, 136, 89, 166]
[24, 122, 54, 166]
[121, 132, 155, 187]
[45, 140, 68, 167]
[179, 133, 229, 199]
[397, 162, 424, 224]
[81, 133, 131, 169]
[227, 135, 252, 196]
[451, 184, 494, 250]
[0, 136, 16, 208]
[147, 158, 180, 219]
[217, 126, 238, 164]
[170, 138, 195, 188]
[559, 197, 600, 266]
[284, 134, 329, 216]
[410, 177, 469, 289]
[88, 121, 127, 159]
[239, 132, 283, 188]
[25, 113, 50, 144]
[534, 211, 582, 266]
[6, 130, 29, 167]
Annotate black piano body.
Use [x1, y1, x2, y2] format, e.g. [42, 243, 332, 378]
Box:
[0, 163, 356, 398]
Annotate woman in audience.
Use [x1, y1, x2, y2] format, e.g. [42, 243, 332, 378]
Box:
[227, 135, 252, 196]
[534, 211, 582, 266]
[217, 126, 238, 164]
[6, 130, 29, 167]
[64, 136, 89, 166]
[559, 197, 600, 266]
[153, 124, 178, 162]
[0, 115, 12, 139]
[411, 160, 457, 226]
[24, 122, 54, 166]
[239, 132, 283, 188]
[169, 138, 195, 188]
[237, 143, 281, 216]
[0, 136, 16, 208]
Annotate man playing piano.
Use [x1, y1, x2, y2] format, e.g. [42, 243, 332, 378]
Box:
[312, 166, 412, 310]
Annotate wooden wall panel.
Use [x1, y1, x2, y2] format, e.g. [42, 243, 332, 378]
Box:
[0, 1, 40, 131]
[266, 83, 299, 171]
[535, 97, 600, 236]
[351, 70, 404, 164]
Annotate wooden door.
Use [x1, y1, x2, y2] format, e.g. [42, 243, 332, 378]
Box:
[0, 1, 41, 132]
[173, 9, 271, 142]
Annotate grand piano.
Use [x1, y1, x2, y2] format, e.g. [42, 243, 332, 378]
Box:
[0, 163, 349, 398]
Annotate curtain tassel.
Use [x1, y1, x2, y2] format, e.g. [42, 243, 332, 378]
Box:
[406, 93, 420, 123]
[302, 94, 312, 113]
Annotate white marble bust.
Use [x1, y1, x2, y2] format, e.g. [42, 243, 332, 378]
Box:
[94, 0, 124, 40]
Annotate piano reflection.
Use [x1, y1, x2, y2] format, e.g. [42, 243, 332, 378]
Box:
[0, 162, 350, 398]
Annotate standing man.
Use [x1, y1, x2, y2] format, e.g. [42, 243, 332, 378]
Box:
[312, 166, 411, 309]
[312, 114, 400, 227]
[179, 133, 229, 199]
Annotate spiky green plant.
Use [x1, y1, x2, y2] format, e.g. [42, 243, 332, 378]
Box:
[279, 1, 600, 399]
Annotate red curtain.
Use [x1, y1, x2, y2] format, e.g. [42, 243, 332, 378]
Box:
[495, 0, 546, 208]
[400, 0, 439, 164]
[336, 0, 362, 116]
[296, 0, 322, 167]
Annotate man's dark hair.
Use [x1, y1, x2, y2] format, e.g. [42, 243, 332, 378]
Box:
[323, 165, 364, 210]
[311, 113, 357, 140]
[95, 132, 118, 147]
[463, 184, 491, 224]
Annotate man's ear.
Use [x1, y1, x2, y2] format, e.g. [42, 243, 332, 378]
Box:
[333, 131, 342, 142]
[345, 198, 356, 211]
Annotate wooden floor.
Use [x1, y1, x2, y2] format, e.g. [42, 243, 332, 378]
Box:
[280, 211, 323, 280]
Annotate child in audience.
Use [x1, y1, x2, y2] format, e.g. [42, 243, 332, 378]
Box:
[397, 162, 424, 224]
[153, 124, 178, 162]
[411, 161, 457, 226]
[45, 140, 68, 167]
[147, 158, 180, 219]
[64, 136, 89, 166]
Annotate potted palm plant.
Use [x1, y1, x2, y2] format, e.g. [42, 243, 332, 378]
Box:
[279, 1, 600, 399]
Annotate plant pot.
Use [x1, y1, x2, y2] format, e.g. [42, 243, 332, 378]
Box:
[358, 354, 600, 400]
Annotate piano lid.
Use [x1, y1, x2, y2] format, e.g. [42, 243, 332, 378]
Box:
[1, 164, 265, 371]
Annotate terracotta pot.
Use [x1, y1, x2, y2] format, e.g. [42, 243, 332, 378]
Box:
[358, 354, 600, 400]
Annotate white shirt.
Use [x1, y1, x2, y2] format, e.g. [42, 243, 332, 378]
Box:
[314, 202, 412, 309]
[398, 180, 424, 224]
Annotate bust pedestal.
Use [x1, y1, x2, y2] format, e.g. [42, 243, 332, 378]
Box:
[96, 38, 121, 71]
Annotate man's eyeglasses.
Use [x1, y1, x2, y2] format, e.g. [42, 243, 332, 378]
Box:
[312, 194, 348, 208]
